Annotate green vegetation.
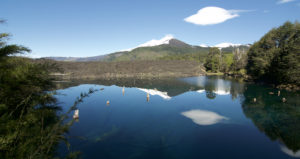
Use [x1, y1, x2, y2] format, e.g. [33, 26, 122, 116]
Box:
[203, 47, 245, 74]
[247, 21, 300, 86]
[204, 47, 222, 72]
[159, 51, 208, 63]
[105, 45, 210, 62]
[203, 21, 299, 88]
[242, 85, 300, 152]
[0, 21, 95, 159]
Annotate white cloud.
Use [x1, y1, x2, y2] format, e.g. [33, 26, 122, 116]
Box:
[184, 7, 242, 25]
[277, 0, 296, 4]
[181, 109, 228, 126]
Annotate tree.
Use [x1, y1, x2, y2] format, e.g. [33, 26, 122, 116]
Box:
[0, 20, 92, 159]
[246, 21, 300, 86]
[231, 47, 247, 73]
[204, 47, 221, 72]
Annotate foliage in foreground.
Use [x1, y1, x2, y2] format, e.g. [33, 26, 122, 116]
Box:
[0, 21, 96, 159]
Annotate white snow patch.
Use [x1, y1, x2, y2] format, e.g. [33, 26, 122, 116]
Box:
[138, 35, 174, 48]
[122, 35, 174, 52]
[138, 88, 171, 100]
[199, 44, 209, 47]
[215, 42, 241, 48]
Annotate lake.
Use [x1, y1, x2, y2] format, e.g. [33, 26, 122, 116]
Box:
[56, 76, 300, 159]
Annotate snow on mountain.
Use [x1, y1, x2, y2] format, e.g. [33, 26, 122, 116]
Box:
[121, 35, 174, 52]
[214, 42, 241, 48]
[138, 34, 174, 47]
[199, 44, 209, 47]
[198, 43, 247, 48]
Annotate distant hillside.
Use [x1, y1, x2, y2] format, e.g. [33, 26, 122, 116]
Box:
[104, 39, 211, 62]
[45, 55, 106, 62]
[48, 60, 206, 79]
[44, 38, 250, 62]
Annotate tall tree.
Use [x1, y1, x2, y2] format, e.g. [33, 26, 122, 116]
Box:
[204, 47, 221, 72]
[246, 21, 300, 85]
[231, 47, 247, 73]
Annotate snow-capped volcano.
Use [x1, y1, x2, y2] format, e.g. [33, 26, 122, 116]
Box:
[138, 34, 174, 47]
[122, 35, 175, 51]
[199, 44, 209, 47]
[214, 42, 241, 48]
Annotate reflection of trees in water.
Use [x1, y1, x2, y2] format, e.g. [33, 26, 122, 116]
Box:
[230, 81, 245, 100]
[242, 85, 300, 152]
[55, 78, 202, 97]
[205, 91, 216, 99]
[57, 76, 248, 100]
[193, 76, 245, 100]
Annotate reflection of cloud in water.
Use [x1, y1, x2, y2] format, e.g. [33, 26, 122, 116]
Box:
[214, 79, 231, 95]
[280, 145, 300, 158]
[214, 90, 230, 95]
[197, 90, 205, 94]
[138, 88, 171, 100]
[192, 77, 231, 96]
[181, 109, 228, 126]
[196, 89, 229, 95]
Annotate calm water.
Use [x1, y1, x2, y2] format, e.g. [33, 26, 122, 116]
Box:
[56, 76, 300, 159]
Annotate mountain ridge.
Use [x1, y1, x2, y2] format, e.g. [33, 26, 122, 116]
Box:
[44, 37, 250, 62]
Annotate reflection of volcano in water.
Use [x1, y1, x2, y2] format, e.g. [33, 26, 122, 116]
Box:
[280, 145, 300, 158]
[138, 88, 171, 100]
[181, 76, 245, 98]
[55, 78, 202, 98]
[183, 76, 230, 95]
[181, 109, 228, 126]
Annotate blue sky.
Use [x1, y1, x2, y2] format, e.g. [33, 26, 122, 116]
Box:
[1, 0, 300, 57]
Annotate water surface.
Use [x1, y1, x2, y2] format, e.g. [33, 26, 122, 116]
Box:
[56, 76, 300, 159]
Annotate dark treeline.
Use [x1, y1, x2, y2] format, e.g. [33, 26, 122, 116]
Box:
[204, 21, 300, 88]
[247, 21, 300, 86]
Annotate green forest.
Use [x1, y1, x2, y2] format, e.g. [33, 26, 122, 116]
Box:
[203, 21, 300, 88]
